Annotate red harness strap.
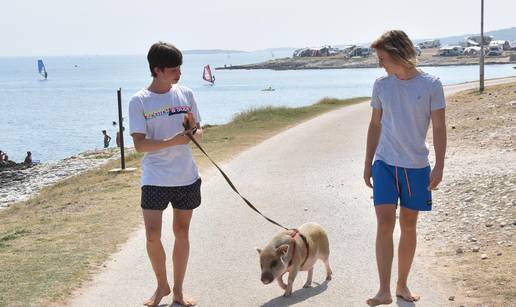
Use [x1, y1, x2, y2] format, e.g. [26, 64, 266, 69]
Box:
[287, 229, 310, 268]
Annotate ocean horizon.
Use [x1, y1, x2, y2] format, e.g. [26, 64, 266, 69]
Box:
[1, 50, 515, 163]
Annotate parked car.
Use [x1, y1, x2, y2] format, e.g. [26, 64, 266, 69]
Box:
[487, 45, 503, 56]
[418, 39, 441, 49]
[439, 45, 464, 56]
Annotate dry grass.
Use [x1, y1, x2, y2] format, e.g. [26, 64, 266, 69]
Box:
[0, 96, 368, 307]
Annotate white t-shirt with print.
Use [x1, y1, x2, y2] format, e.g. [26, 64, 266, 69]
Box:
[129, 85, 202, 187]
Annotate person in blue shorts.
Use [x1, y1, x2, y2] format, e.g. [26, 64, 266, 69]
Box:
[363, 30, 447, 306]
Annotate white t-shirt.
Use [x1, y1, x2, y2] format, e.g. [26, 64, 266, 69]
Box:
[370, 72, 446, 168]
[129, 85, 202, 187]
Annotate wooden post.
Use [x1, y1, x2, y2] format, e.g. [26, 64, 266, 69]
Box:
[117, 88, 126, 169]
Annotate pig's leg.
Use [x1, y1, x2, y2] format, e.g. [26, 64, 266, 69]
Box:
[284, 269, 298, 297]
[303, 267, 313, 288]
[276, 272, 287, 290]
[323, 258, 333, 281]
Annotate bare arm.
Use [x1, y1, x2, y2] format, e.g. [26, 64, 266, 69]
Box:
[363, 108, 382, 188]
[428, 108, 447, 190]
[132, 112, 203, 153]
[131, 133, 190, 153]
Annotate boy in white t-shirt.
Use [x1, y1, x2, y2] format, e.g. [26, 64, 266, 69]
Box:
[363, 31, 447, 306]
[129, 42, 202, 307]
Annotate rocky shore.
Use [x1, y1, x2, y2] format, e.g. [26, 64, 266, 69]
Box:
[0, 149, 123, 208]
[420, 83, 516, 305]
[217, 48, 516, 70]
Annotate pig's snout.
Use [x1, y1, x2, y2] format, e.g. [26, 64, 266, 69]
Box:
[261, 272, 274, 284]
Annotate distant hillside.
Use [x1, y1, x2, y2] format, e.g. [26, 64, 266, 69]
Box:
[183, 49, 247, 55]
[332, 27, 516, 49]
[419, 27, 516, 45]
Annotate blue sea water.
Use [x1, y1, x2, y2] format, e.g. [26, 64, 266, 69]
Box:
[0, 51, 514, 162]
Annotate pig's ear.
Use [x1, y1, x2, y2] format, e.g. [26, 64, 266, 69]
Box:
[277, 244, 290, 264]
[276, 244, 289, 256]
[256, 247, 262, 254]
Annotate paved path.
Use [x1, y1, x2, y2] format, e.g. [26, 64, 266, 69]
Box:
[70, 77, 516, 307]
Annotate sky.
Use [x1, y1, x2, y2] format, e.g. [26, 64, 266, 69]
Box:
[1, 0, 515, 56]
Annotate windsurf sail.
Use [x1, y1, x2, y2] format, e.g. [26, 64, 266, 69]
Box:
[37, 59, 48, 79]
[202, 64, 215, 84]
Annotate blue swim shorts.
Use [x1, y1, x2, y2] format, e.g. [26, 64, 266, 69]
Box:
[371, 160, 432, 211]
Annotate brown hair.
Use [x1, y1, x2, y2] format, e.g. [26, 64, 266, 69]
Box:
[371, 30, 417, 68]
[147, 42, 183, 77]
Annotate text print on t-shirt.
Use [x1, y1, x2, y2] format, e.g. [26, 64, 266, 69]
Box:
[143, 105, 192, 120]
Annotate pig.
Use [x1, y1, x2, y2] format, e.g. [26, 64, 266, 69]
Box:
[256, 222, 332, 296]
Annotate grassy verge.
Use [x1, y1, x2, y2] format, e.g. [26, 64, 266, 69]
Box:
[0, 96, 368, 306]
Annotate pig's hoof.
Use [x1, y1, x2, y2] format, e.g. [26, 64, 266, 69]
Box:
[283, 290, 292, 297]
[326, 274, 332, 281]
[303, 282, 312, 288]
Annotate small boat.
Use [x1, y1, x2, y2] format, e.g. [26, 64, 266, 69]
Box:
[37, 59, 48, 80]
[202, 64, 215, 85]
[261, 85, 275, 91]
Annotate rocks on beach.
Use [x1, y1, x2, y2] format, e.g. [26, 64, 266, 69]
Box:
[419, 83, 516, 305]
[0, 149, 122, 208]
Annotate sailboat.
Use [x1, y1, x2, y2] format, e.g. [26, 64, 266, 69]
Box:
[202, 64, 215, 85]
[37, 59, 48, 80]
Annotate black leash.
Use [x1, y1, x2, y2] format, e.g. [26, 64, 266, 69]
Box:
[181, 127, 289, 230]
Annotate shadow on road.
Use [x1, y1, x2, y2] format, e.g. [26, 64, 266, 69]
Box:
[260, 280, 329, 307]
[395, 296, 417, 307]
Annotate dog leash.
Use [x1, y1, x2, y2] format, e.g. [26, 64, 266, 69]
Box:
[182, 127, 311, 260]
[180, 127, 290, 231]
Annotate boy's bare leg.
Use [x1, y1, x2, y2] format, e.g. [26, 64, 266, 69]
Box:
[143, 209, 171, 306]
[396, 207, 420, 302]
[172, 209, 196, 306]
[367, 205, 395, 306]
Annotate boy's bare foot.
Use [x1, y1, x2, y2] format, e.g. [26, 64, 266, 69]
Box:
[366, 291, 392, 306]
[172, 292, 196, 307]
[396, 285, 420, 302]
[143, 285, 171, 306]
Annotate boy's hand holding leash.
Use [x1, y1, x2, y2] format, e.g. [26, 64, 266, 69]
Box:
[181, 112, 197, 136]
[169, 112, 197, 145]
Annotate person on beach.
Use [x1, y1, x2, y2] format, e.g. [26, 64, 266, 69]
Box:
[101, 130, 111, 148]
[363, 30, 447, 306]
[24, 151, 32, 164]
[0, 150, 6, 165]
[129, 42, 203, 307]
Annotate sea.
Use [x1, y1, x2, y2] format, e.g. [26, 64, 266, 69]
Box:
[1, 50, 515, 162]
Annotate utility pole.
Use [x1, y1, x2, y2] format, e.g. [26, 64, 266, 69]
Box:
[479, 0, 485, 92]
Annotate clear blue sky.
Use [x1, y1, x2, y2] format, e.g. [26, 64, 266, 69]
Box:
[2, 0, 515, 56]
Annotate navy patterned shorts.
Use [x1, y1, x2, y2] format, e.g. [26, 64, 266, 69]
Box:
[141, 178, 202, 210]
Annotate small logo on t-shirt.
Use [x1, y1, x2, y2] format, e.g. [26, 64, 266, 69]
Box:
[426, 200, 432, 206]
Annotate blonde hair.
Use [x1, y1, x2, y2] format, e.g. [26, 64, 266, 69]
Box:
[371, 30, 417, 68]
